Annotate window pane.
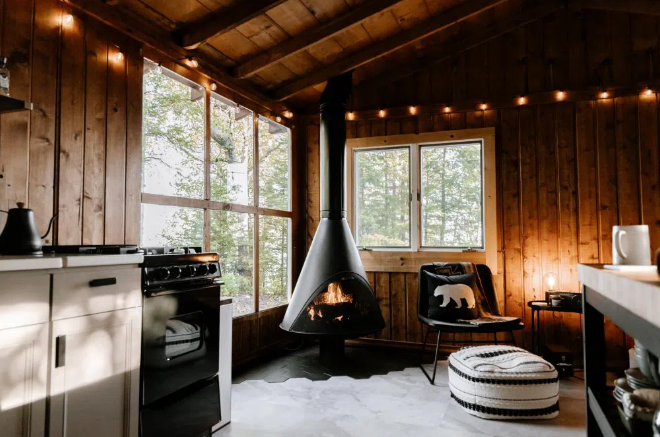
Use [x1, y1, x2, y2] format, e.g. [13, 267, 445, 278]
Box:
[142, 65, 205, 199]
[211, 211, 254, 317]
[355, 147, 410, 247]
[421, 142, 483, 248]
[258, 117, 290, 211]
[259, 216, 290, 311]
[140, 204, 203, 247]
[210, 95, 254, 205]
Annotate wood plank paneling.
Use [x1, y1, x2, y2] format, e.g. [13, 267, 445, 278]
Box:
[58, 11, 86, 245]
[104, 45, 127, 244]
[29, 0, 60, 243]
[83, 26, 108, 245]
[390, 272, 406, 341]
[2, 2, 144, 247]
[375, 272, 391, 340]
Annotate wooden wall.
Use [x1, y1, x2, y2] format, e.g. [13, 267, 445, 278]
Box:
[0, 0, 142, 245]
[305, 8, 660, 361]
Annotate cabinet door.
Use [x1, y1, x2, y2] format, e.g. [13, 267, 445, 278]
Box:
[0, 323, 48, 437]
[49, 308, 141, 437]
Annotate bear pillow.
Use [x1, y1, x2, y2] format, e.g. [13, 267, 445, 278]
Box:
[425, 271, 479, 321]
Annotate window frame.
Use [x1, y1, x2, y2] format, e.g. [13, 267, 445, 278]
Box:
[346, 127, 497, 272]
[140, 61, 293, 318]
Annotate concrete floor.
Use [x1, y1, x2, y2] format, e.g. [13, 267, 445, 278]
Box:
[215, 348, 586, 437]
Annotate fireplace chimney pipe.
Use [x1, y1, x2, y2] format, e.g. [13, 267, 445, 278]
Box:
[319, 71, 352, 219]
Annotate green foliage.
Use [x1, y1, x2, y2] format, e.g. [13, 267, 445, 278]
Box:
[355, 147, 410, 247]
[142, 68, 290, 317]
[421, 143, 482, 248]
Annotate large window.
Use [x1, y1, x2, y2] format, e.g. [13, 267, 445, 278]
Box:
[347, 129, 496, 269]
[141, 60, 292, 317]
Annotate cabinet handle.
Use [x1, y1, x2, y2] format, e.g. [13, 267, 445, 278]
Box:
[55, 335, 66, 368]
[89, 277, 117, 287]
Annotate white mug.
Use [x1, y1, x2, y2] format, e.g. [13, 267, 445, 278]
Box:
[612, 225, 651, 265]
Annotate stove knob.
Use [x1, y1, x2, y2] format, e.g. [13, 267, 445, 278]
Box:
[169, 266, 182, 279]
[153, 268, 169, 281]
[187, 265, 197, 277]
[208, 263, 218, 274]
[197, 264, 209, 276]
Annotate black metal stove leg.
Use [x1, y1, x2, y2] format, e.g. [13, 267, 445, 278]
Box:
[493, 332, 497, 344]
[420, 328, 442, 385]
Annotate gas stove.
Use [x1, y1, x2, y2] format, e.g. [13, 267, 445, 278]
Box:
[141, 246, 221, 292]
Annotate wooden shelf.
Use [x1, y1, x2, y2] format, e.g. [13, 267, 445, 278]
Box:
[0, 95, 32, 114]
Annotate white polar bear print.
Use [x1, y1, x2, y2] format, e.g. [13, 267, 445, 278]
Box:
[433, 284, 476, 309]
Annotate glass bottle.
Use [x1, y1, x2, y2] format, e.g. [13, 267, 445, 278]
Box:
[0, 57, 9, 97]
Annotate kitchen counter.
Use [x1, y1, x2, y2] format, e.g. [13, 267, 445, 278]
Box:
[0, 252, 144, 272]
[57, 253, 144, 267]
[0, 255, 63, 272]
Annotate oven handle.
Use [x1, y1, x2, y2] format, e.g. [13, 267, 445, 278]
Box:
[89, 277, 117, 287]
[145, 283, 221, 298]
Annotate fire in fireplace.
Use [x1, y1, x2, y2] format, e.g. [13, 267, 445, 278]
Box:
[280, 72, 385, 354]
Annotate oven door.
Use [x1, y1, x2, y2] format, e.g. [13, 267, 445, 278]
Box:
[142, 283, 220, 405]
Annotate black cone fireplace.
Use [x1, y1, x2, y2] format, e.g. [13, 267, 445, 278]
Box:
[280, 72, 385, 362]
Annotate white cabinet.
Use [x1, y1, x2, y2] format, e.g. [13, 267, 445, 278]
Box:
[0, 323, 49, 437]
[48, 307, 141, 437]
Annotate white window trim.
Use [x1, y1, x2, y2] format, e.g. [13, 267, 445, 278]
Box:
[346, 127, 497, 273]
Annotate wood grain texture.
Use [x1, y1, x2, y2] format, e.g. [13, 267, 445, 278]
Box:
[83, 26, 108, 245]
[104, 45, 127, 244]
[2, 2, 143, 246]
[58, 11, 86, 245]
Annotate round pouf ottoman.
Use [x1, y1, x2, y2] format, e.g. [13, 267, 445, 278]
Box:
[448, 345, 560, 420]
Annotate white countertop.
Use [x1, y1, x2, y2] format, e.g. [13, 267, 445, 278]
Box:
[0, 255, 63, 272]
[0, 253, 144, 272]
[58, 253, 144, 268]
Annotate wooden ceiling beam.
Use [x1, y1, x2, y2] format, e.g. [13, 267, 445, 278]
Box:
[571, 0, 660, 16]
[352, 1, 564, 95]
[232, 0, 404, 79]
[269, 0, 509, 101]
[63, 0, 284, 112]
[175, 0, 288, 50]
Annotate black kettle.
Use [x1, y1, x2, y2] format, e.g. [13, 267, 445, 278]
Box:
[0, 203, 56, 255]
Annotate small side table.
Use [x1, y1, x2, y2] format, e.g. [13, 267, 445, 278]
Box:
[528, 300, 583, 355]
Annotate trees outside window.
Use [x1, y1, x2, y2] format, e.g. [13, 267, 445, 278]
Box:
[351, 139, 485, 251]
[140, 61, 292, 317]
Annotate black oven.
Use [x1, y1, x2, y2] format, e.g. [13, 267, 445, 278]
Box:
[140, 248, 222, 437]
[142, 283, 220, 404]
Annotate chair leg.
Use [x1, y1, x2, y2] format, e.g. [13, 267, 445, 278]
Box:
[420, 329, 442, 385]
[493, 332, 497, 344]
[509, 331, 516, 346]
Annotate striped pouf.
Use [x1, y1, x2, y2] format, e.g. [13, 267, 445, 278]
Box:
[448, 345, 560, 420]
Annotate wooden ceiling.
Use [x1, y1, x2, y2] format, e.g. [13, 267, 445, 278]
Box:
[69, 0, 660, 110]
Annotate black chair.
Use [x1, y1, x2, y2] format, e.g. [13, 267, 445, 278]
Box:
[418, 263, 524, 384]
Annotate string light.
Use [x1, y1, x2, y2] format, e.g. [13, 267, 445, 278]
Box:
[599, 91, 609, 99]
[517, 96, 527, 105]
[210, 83, 217, 91]
[644, 87, 653, 97]
[284, 110, 293, 119]
[556, 90, 565, 100]
[347, 111, 355, 120]
[276, 116, 282, 123]
[408, 105, 417, 115]
[378, 109, 386, 118]
[115, 51, 124, 62]
[443, 106, 451, 113]
[480, 103, 488, 110]
[63, 14, 74, 25]
[188, 57, 199, 68]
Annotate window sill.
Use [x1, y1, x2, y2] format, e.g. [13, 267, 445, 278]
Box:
[359, 250, 488, 273]
[231, 304, 289, 322]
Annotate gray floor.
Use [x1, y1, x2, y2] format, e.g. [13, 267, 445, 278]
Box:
[215, 360, 586, 437]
